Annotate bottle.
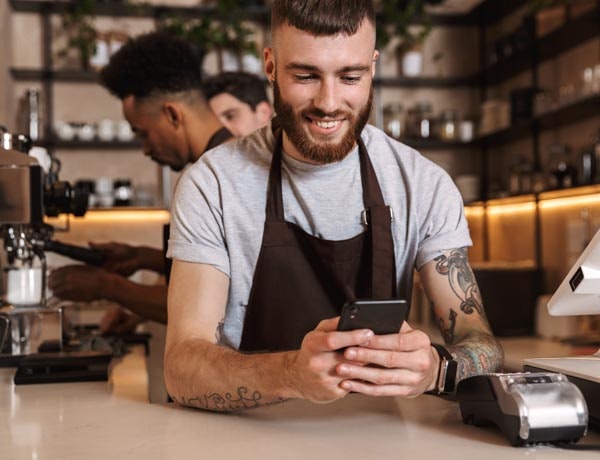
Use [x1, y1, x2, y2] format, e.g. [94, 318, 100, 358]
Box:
[508, 156, 522, 195]
[383, 103, 404, 139]
[18, 89, 42, 141]
[548, 143, 577, 189]
[592, 130, 600, 183]
[579, 146, 596, 185]
[407, 102, 433, 139]
[439, 109, 458, 141]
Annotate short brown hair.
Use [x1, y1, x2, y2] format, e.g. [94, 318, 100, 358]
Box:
[271, 0, 375, 37]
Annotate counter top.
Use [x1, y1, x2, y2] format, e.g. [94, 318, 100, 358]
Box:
[1, 345, 599, 460]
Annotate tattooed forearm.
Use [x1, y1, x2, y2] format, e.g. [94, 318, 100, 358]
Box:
[434, 248, 486, 318]
[170, 387, 289, 412]
[447, 333, 504, 382]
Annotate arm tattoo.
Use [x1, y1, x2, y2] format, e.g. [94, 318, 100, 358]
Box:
[434, 248, 485, 318]
[215, 319, 225, 344]
[437, 308, 457, 343]
[432, 248, 503, 379]
[448, 333, 504, 381]
[170, 388, 288, 412]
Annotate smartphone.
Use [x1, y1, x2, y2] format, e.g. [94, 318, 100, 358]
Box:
[337, 299, 408, 335]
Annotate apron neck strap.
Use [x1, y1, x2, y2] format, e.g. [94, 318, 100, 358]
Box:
[266, 128, 285, 221]
[357, 135, 386, 209]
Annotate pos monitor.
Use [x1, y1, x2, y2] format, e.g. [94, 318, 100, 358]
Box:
[524, 228, 600, 430]
[548, 228, 600, 316]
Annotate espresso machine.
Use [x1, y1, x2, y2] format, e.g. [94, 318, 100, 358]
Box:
[0, 127, 111, 383]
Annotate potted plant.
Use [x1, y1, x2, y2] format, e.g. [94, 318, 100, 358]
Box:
[57, 0, 98, 71]
[377, 0, 445, 77]
[159, 0, 258, 74]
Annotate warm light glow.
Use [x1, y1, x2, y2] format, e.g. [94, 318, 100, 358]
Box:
[46, 209, 170, 224]
[538, 194, 600, 210]
[487, 202, 537, 215]
[465, 206, 485, 218]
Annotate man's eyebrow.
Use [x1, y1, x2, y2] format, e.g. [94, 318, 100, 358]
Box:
[284, 63, 371, 73]
[284, 62, 320, 72]
[338, 65, 371, 73]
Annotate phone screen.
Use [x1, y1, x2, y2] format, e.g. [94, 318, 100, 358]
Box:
[337, 299, 408, 335]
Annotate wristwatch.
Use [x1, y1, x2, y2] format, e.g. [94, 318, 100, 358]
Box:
[431, 343, 458, 395]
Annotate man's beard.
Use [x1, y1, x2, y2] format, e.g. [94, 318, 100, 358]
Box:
[273, 81, 373, 164]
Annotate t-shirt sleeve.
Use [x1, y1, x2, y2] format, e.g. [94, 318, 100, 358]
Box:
[415, 167, 472, 270]
[167, 162, 231, 277]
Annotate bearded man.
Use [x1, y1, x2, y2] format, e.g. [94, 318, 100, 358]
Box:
[164, 0, 503, 412]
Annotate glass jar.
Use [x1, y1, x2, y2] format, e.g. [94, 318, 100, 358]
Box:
[407, 102, 433, 139]
[439, 109, 458, 141]
[383, 103, 404, 139]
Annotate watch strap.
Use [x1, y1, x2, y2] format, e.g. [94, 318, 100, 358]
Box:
[431, 343, 457, 394]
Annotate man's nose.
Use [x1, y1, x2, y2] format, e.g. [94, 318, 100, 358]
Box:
[313, 79, 338, 116]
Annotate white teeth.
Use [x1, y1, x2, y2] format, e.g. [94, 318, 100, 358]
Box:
[315, 120, 340, 129]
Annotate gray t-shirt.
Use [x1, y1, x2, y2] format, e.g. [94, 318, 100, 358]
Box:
[168, 122, 472, 349]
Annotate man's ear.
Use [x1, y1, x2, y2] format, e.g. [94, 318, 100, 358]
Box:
[264, 47, 275, 83]
[371, 50, 379, 78]
[256, 101, 273, 125]
[163, 103, 183, 128]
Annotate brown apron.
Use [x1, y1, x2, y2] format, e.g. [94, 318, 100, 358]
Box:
[239, 130, 397, 352]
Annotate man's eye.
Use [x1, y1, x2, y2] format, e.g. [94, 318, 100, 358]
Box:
[342, 76, 361, 84]
[294, 75, 316, 82]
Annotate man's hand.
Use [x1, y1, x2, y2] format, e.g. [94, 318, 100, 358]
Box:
[89, 242, 140, 276]
[100, 305, 144, 334]
[49, 265, 114, 302]
[334, 321, 440, 397]
[285, 317, 375, 404]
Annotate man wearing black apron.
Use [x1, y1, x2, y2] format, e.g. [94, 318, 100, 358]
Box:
[166, 0, 503, 412]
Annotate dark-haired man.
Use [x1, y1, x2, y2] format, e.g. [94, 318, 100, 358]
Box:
[203, 72, 273, 137]
[48, 32, 232, 329]
[165, 0, 503, 412]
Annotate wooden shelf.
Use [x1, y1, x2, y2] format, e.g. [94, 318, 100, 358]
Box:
[13, 67, 478, 89]
[36, 139, 141, 150]
[483, 7, 600, 86]
[538, 94, 600, 131]
[375, 75, 477, 88]
[473, 0, 525, 26]
[11, 68, 100, 82]
[9, 0, 270, 20]
[467, 185, 600, 208]
[398, 137, 478, 150]
[478, 94, 600, 148]
[538, 185, 600, 202]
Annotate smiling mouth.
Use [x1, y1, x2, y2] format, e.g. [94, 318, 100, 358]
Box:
[305, 116, 345, 131]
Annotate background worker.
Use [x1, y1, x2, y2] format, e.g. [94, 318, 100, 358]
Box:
[203, 71, 273, 137]
[48, 32, 233, 332]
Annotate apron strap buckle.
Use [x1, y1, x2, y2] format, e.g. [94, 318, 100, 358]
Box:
[361, 207, 394, 226]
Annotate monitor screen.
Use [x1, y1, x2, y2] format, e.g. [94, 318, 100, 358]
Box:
[548, 228, 600, 316]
